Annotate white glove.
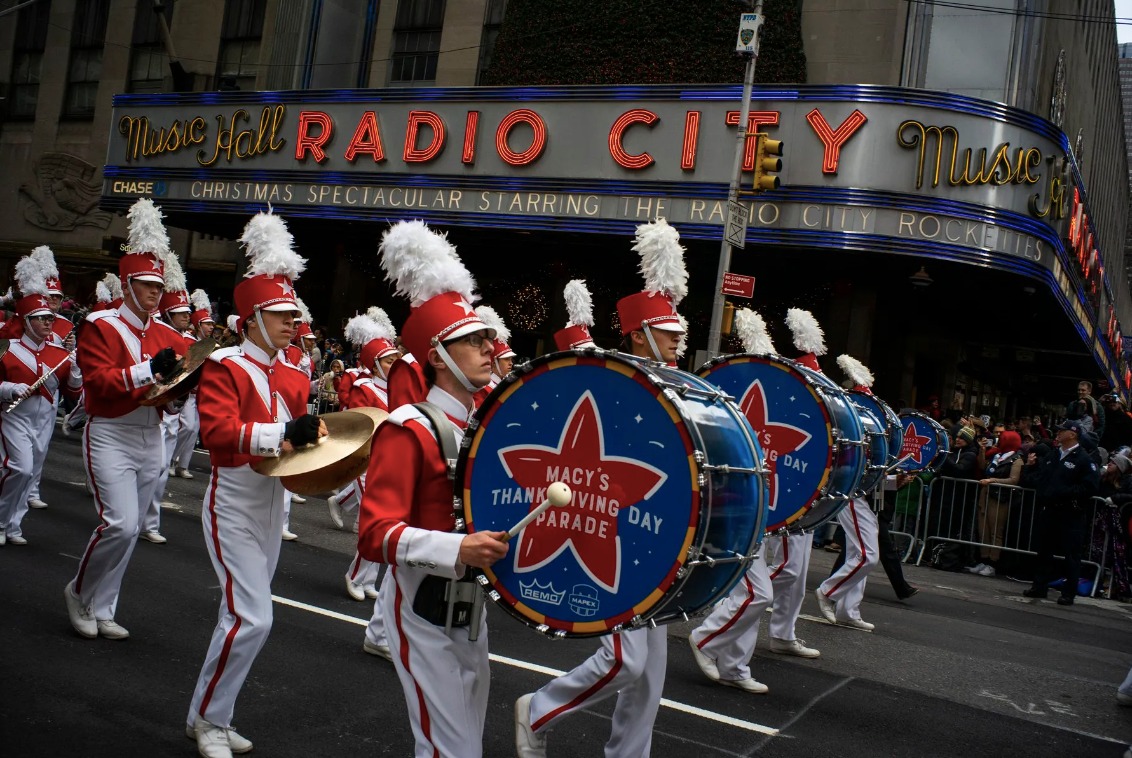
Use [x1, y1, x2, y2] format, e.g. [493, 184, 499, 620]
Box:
[0, 382, 31, 402]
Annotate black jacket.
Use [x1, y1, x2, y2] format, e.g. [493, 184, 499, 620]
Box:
[938, 446, 978, 480]
[1031, 444, 1100, 505]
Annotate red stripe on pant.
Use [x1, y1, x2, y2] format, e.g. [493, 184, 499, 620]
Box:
[74, 423, 108, 594]
[698, 575, 756, 649]
[392, 568, 438, 758]
[532, 634, 624, 732]
[769, 534, 790, 579]
[828, 502, 867, 596]
[197, 470, 244, 720]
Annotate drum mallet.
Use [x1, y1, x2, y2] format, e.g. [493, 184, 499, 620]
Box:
[502, 481, 573, 541]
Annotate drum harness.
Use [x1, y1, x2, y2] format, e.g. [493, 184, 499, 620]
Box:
[411, 401, 487, 641]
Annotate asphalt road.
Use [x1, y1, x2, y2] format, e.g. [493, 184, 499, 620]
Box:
[2, 423, 1131, 757]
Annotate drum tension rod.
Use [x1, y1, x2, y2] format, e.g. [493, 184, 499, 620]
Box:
[702, 463, 766, 476]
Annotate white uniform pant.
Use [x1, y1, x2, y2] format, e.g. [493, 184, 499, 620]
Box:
[26, 392, 57, 503]
[142, 412, 178, 534]
[335, 476, 363, 528]
[818, 499, 880, 621]
[690, 552, 773, 681]
[64, 391, 88, 431]
[72, 419, 165, 621]
[764, 531, 813, 641]
[188, 465, 286, 729]
[363, 569, 390, 648]
[384, 565, 489, 758]
[529, 625, 668, 758]
[347, 550, 380, 591]
[172, 394, 199, 470]
[0, 396, 54, 538]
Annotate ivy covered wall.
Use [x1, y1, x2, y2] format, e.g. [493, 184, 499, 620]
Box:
[482, 0, 807, 86]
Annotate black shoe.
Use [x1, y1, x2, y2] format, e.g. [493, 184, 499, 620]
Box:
[897, 586, 919, 600]
[1056, 596, 1074, 606]
[1022, 588, 1049, 599]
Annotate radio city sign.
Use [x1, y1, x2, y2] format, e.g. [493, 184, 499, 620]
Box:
[104, 85, 1069, 230]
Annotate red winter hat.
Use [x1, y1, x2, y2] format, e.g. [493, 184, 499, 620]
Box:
[122, 199, 169, 289]
[233, 208, 306, 332]
[616, 219, 688, 336]
[554, 279, 597, 351]
[379, 220, 492, 365]
[785, 308, 826, 374]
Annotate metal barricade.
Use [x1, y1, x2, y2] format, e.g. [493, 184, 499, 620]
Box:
[915, 476, 1104, 597]
[868, 476, 926, 562]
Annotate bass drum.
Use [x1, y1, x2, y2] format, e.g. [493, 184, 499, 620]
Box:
[895, 411, 951, 472]
[457, 350, 767, 638]
[698, 354, 866, 533]
[847, 391, 903, 495]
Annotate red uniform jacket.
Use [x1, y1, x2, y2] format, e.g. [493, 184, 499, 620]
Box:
[198, 341, 310, 468]
[78, 307, 186, 419]
[337, 367, 366, 409]
[357, 386, 471, 574]
[348, 376, 389, 412]
[0, 334, 81, 404]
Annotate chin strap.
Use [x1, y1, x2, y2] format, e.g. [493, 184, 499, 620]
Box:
[254, 309, 288, 352]
[124, 277, 149, 321]
[22, 316, 45, 345]
[433, 340, 484, 393]
[642, 325, 664, 362]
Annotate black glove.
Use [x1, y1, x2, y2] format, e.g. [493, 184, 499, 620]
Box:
[284, 414, 321, 446]
[150, 348, 178, 378]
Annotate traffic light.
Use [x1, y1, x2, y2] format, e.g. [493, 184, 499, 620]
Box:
[721, 301, 735, 335]
[753, 133, 783, 192]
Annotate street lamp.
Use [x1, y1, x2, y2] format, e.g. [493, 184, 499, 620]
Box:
[909, 266, 933, 287]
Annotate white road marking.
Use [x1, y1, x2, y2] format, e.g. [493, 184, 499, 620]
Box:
[271, 594, 780, 736]
[743, 677, 852, 755]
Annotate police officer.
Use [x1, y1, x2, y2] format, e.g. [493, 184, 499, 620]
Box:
[1021, 419, 1099, 606]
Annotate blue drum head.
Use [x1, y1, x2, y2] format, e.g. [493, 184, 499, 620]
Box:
[896, 412, 949, 472]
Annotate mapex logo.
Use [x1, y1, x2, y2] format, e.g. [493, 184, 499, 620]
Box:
[519, 579, 565, 606]
[568, 584, 600, 617]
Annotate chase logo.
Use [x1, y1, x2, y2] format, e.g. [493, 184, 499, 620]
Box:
[519, 578, 565, 606]
[568, 584, 600, 617]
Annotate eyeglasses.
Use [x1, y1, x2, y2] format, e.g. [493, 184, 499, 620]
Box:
[29, 314, 56, 322]
[449, 333, 489, 349]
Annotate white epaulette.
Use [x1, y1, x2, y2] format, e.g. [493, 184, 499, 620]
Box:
[208, 346, 243, 364]
[86, 309, 117, 323]
[387, 404, 426, 429]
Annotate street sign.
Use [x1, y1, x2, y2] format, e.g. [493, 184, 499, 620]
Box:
[722, 272, 755, 299]
[725, 200, 747, 249]
[735, 12, 763, 54]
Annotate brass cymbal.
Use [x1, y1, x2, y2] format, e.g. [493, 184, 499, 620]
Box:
[272, 408, 388, 496]
[0, 339, 9, 361]
[252, 409, 376, 485]
[140, 338, 219, 407]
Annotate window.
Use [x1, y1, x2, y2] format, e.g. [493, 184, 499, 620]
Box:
[128, 0, 175, 93]
[476, 0, 507, 84]
[218, 0, 267, 91]
[64, 0, 110, 118]
[389, 0, 446, 85]
[8, 0, 51, 119]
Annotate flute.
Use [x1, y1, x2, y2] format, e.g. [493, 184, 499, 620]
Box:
[5, 350, 76, 413]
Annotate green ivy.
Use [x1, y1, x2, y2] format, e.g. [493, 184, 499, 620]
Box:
[482, 0, 807, 86]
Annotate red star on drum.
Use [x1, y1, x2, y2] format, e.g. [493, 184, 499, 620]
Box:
[900, 423, 932, 465]
[738, 380, 812, 511]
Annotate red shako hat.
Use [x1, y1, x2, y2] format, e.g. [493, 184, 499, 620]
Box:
[95, 273, 122, 312]
[14, 247, 54, 319]
[346, 308, 399, 370]
[837, 354, 874, 395]
[158, 250, 191, 315]
[733, 308, 776, 356]
[785, 308, 826, 373]
[616, 218, 688, 336]
[554, 279, 597, 351]
[190, 289, 214, 326]
[122, 199, 168, 289]
[233, 208, 306, 332]
[292, 296, 315, 342]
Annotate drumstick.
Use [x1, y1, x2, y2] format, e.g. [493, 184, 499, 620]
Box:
[884, 454, 915, 473]
[502, 482, 573, 542]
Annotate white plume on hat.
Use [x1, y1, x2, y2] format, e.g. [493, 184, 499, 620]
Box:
[632, 218, 688, 306]
[785, 308, 826, 355]
[563, 279, 594, 328]
[95, 280, 112, 304]
[126, 198, 171, 256]
[162, 251, 187, 293]
[345, 313, 383, 347]
[475, 305, 510, 344]
[294, 295, 312, 324]
[226, 314, 239, 332]
[366, 306, 398, 340]
[14, 253, 52, 297]
[0, 287, 13, 308]
[837, 354, 874, 388]
[30, 245, 59, 280]
[735, 308, 776, 355]
[379, 220, 477, 307]
[676, 313, 689, 359]
[240, 208, 306, 280]
[190, 288, 211, 312]
[102, 272, 123, 300]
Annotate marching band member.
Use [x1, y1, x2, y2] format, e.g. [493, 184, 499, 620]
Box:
[141, 252, 196, 545]
[516, 218, 688, 758]
[358, 220, 508, 758]
[186, 208, 323, 758]
[276, 296, 318, 524]
[0, 250, 82, 545]
[688, 309, 781, 693]
[335, 307, 381, 410]
[168, 288, 215, 476]
[64, 198, 185, 641]
[62, 274, 121, 438]
[552, 279, 598, 352]
[472, 305, 515, 405]
[758, 309, 828, 658]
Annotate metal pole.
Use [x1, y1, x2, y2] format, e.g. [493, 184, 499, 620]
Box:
[706, 46, 758, 357]
[0, 0, 41, 19]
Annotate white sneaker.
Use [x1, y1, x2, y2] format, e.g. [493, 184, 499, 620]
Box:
[346, 577, 366, 601]
[97, 619, 130, 640]
[514, 693, 547, 758]
[64, 580, 97, 638]
[362, 639, 393, 661]
[168, 466, 177, 477]
[291, 494, 307, 504]
[965, 563, 987, 574]
[175, 467, 194, 480]
[27, 498, 47, 509]
[976, 564, 996, 577]
[839, 618, 875, 631]
[7, 535, 27, 546]
[185, 723, 253, 754]
[815, 589, 837, 623]
[327, 495, 344, 529]
[141, 531, 167, 544]
[195, 719, 235, 758]
[769, 637, 820, 658]
[688, 634, 720, 680]
[0, 533, 7, 546]
[720, 677, 769, 694]
[281, 530, 298, 541]
[363, 585, 379, 600]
